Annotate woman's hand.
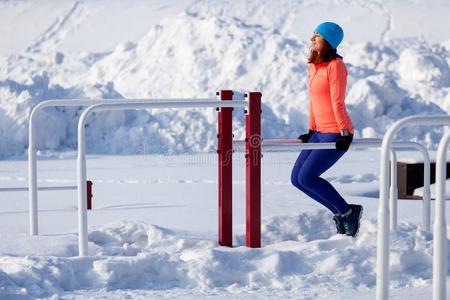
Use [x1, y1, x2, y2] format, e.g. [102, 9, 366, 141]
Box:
[335, 134, 353, 151]
[298, 130, 315, 143]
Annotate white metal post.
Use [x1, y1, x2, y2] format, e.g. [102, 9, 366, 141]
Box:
[390, 150, 398, 230]
[76, 99, 248, 256]
[387, 142, 431, 231]
[237, 138, 431, 230]
[28, 98, 222, 236]
[433, 132, 449, 300]
[29, 99, 130, 235]
[377, 115, 450, 300]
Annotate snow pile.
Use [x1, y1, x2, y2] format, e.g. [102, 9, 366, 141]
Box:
[398, 48, 450, 87]
[0, 211, 445, 299]
[0, 0, 449, 159]
[414, 180, 450, 199]
[86, 8, 450, 145]
[0, 71, 132, 158]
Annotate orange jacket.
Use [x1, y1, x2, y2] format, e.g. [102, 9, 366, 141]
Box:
[308, 58, 354, 134]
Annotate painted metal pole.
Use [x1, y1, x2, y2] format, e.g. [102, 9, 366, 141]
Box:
[28, 98, 224, 236]
[422, 154, 432, 232]
[387, 142, 431, 231]
[377, 115, 450, 300]
[217, 90, 234, 247]
[77, 99, 248, 256]
[389, 150, 398, 230]
[433, 132, 449, 300]
[245, 92, 262, 248]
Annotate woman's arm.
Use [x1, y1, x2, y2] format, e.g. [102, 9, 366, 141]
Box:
[328, 59, 352, 132]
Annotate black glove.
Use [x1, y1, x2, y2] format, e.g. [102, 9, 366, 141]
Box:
[298, 130, 314, 143]
[335, 134, 353, 151]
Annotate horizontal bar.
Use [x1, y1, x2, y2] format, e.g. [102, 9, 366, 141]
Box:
[31, 98, 229, 107]
[256, 138, 382, 145]
[88, 100, 247, 112]
[233, 138, 427, 152]
[76, 97, 247, 256]
[1, 186, 76, 192]
[376, 114, 450, 300]
[234, 139, 374, 151]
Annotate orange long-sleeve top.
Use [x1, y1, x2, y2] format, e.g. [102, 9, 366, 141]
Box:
[308, 58, 354, 134]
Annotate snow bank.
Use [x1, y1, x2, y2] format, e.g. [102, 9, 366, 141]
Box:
[0, 211, 444, 299]
[0, 0, 449, 159]
[414, 179, 450, 199]
[0, 71, 130, 159]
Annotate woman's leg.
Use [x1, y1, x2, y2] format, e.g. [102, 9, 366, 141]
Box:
[291, 133, 340, 214]
[294, 133, 351, 214]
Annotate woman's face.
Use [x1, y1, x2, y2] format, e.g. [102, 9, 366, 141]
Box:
[310, 32, 324, 52]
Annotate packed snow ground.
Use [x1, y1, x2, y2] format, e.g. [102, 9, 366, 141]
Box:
[0, 151, 449, 299]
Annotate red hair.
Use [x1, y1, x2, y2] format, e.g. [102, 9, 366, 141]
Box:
[308, 39, 342, 64]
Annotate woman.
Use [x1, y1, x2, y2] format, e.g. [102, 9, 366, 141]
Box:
[291, 22, 363, 237]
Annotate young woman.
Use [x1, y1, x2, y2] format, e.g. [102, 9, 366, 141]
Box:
[291, 22, 363, 237]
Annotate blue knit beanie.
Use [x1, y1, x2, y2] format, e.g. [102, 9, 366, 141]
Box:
[314, 22, 344, 49]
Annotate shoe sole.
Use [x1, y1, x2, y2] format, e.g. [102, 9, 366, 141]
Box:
[352, 206, 364, 238]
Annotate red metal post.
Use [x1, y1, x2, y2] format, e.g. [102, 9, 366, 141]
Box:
[86, 180, 93, 210]
[246, 92, 262, 248]
[217, 90, 233, 247]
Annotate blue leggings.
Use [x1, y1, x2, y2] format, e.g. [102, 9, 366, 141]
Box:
[291, 132, 350, 215]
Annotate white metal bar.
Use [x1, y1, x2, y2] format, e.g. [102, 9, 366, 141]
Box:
[377, 115, 450, 300]
[28, 97, 231, 236]
[259, 138, 382, 145]
[76, 100, 247, 256]
[433, 132, 449, 300]
[1, 186, 76, 192]
[233, 138, 386, 151]
[237, 138, 431, 227]
[234, 138, 431, 231]
[389, 150, 398, 230]
[28, 99, 141, 236]
[392, 141, 431, 231]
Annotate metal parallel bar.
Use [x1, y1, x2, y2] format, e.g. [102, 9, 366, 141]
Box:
[233, 138, 432, 232]
[77, 99, 248, 256]
[390, 141, 431, 231]
[377, 115, 450, 300]
[1, 186, 77, 192]
[389, 151, 398, 231]
[257, 138, 382, 145]
[82, 100, 247, 112]
[433, 132, 449, 300]
[233, 138, 382, 151]
[28, 98, 245, 236]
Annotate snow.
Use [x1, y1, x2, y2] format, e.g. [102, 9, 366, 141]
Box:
[0, 0, 450, 299]
[0, 153, 449, 299]
[0, 218, 436, 297]
[414, 180, 450, 199]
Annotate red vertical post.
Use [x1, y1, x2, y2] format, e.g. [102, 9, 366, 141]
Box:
[246, 92, 261, 248]
[86, 180, 93, 210]
[217, 90, 233, 247]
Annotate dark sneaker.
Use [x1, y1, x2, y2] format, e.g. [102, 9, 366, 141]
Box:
[333, 214, 345, 234]
[341, 204, 363, 238]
